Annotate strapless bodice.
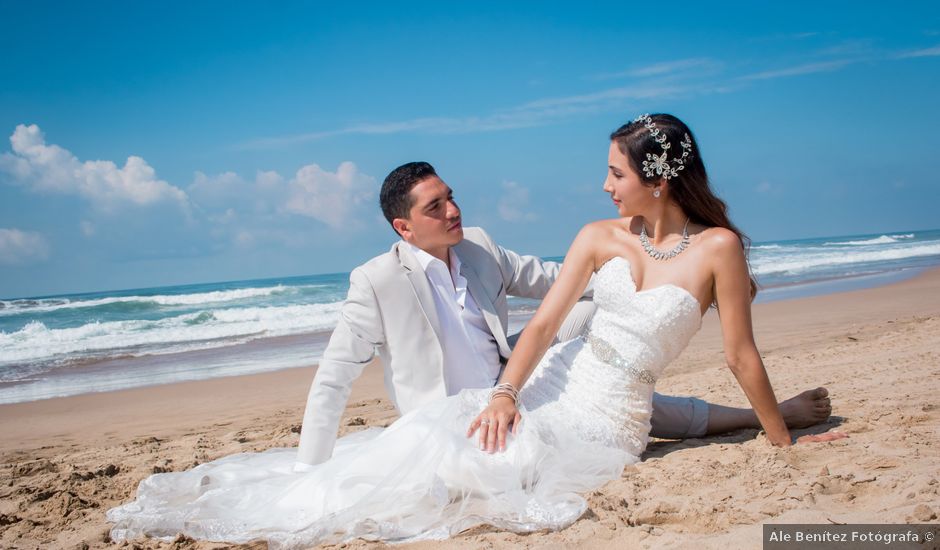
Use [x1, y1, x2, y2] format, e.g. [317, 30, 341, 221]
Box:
[589, 255, 702, 381]
[517, 255, 703, 456]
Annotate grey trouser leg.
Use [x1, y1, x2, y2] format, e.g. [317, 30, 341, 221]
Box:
[649, 393, 709, 439]
[508, 300, 709, 440]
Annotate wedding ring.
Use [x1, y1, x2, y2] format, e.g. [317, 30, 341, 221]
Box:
[480, 419, 491, 425]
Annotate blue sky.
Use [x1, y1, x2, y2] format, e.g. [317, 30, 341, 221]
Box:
[1, 2, 939, 298]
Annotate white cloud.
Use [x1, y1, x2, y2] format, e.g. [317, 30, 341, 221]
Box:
[816, 39, 876, 57]
[188, 171, 247, 210]
[0, 228, 50, 266]
[0, 124, 188, 211]
[592, 58, 721, 80]
[498, 181, 538, 222]
[896, 45, 940, 58]
[239, 81, 690, 149]
[255, 170, 284, 189]
[240, 115, 553, 149]
[237, 39, 940, 151]
[189, 170, 243, 197]
[188, 170, 288, 219]
[755, 181, 784, 196]
[514, 82, 685, 112]
[231, 228, 308, 249]
[749, 31, 826, 42]
[740, 60, 855, 80]
[80, 220, 96, 237]
[209, 208, 238, 224]
[234, 230, 255, 247]
[185, 163, 377, 244]
[284, 161, 377, 229]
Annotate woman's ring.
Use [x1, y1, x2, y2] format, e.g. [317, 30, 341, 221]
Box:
[481, 419, 491, 425]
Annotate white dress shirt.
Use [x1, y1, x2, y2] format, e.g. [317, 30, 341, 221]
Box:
[405, 242, 502, 394]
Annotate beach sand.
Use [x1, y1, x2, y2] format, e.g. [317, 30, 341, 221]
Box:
[2, 269, 939, 549]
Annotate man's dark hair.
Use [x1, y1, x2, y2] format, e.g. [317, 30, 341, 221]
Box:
[380, 162, 438, 230]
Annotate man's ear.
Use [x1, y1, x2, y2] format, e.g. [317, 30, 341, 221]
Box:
[392, 218, 410, 239]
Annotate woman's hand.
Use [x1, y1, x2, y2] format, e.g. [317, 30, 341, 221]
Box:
[467, 396, 522, 453]
[763, 430, 848, 446]
[795, 431, 848, 444]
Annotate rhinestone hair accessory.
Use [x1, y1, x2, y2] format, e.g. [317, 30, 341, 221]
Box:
[634, 114, 693, 180]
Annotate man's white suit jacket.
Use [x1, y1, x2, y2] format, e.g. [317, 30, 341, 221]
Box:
[296, 227, 564, 466]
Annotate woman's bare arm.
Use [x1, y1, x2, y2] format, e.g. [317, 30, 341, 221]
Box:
[467, 223, 601, 451]
[710, 228, 791, 446]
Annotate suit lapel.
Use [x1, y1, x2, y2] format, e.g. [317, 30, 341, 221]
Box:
[396, 242, 446, 346]
[459, 261, 511, 355]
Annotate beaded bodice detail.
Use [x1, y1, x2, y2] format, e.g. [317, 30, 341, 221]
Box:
[589, 256, 703, 376]
[518, 256, 702, 456]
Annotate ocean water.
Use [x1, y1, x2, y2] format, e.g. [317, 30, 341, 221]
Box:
[2, 228, 939, 404]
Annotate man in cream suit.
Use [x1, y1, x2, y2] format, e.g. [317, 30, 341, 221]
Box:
[296, 162, 831, 467]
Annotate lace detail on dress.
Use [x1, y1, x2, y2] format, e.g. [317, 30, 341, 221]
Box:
[107, 255, 703, 548]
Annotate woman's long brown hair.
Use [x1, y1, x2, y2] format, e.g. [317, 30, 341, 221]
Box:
[610, 114, 758, 302]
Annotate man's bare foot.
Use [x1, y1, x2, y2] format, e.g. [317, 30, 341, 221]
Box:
[779, 387, 831, 429]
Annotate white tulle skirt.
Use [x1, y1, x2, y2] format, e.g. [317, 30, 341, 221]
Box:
[108, 380, 637, 548]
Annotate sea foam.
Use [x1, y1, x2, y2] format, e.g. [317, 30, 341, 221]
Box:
[752, 242, 940, 276]
[0, 285, 326, 316]
[0, 302, 342, 372]
[823, 233, 916, 246]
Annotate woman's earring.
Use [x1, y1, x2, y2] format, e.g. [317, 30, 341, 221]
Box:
[653, 189, 661, 198]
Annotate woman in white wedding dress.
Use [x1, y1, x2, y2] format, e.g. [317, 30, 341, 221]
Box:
[108, 114, 835, 548]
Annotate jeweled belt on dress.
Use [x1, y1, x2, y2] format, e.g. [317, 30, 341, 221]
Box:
[582, 332, 657, 384]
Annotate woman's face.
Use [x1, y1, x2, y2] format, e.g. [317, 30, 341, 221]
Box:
[603, 141, 653, 217]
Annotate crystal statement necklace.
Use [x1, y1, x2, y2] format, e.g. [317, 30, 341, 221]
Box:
[639, 218, 690, 261]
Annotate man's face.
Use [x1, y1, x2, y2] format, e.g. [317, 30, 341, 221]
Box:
[394, 176, 463, 252]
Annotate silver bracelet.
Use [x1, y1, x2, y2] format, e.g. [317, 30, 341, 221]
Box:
[489, 382, 519, 404]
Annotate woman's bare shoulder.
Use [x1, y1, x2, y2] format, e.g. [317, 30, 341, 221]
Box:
[580, 218, 632, 238]
[568, 219, 633, 268]
[697, 226, 745, 257]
